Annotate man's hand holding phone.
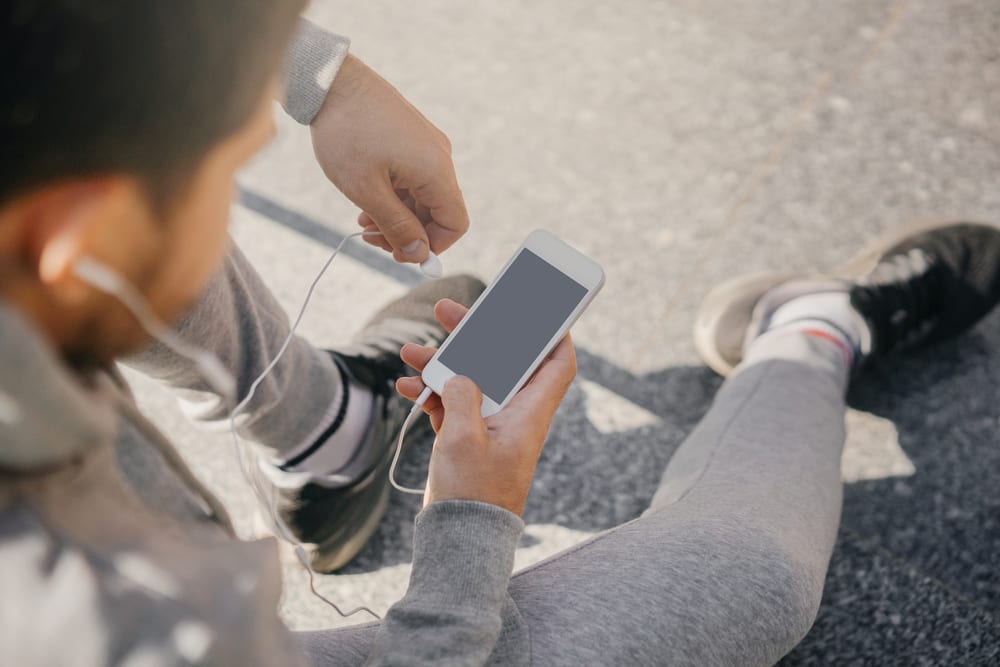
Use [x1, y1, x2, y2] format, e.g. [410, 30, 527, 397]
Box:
[397, 298, 577, 516]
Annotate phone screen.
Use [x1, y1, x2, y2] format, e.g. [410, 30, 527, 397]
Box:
[437, 249, 588, 403]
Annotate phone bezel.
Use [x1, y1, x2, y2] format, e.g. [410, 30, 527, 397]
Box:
[421, 229, 605, 416]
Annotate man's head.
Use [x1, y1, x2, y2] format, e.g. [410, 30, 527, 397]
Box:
[0, 0, 304, 365]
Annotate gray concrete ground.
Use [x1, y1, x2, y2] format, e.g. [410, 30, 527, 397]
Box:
[125, 1, 1000, 663]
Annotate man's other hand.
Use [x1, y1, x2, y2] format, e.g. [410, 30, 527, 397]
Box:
[311, 55, 469, 264]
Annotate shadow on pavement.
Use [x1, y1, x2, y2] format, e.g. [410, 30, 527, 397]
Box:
[784, 314, 1000, 664]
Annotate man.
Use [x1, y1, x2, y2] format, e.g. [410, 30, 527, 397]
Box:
[2, 2, 999, 665]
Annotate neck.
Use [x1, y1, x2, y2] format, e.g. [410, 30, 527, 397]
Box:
[0, 303, 117, 470]
[0, 280, 66, 351]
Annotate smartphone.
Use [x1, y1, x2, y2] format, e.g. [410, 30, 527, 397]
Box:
[422, 229, 605, 416]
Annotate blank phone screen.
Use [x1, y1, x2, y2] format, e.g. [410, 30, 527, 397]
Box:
[437, 249, 588, 402]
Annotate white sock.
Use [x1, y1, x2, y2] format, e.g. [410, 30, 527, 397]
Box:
[754, 291, 872, 366]
[278, 372, 374, 476]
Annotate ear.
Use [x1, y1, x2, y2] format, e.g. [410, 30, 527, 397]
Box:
[16, 179, 137, 304]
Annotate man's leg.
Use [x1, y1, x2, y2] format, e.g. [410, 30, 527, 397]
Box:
[126, 241, 356, 463]
[287, 329, 849, 667]
[126, 240, 484, 570]
[501, 221, 1000, 665]
[506, 330, 849, 666]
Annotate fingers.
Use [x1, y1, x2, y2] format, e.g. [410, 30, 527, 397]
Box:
[400, 342, 435, 372]
[412, 173, 470, 255]
[396, 373, 486, 436]
[358, 215, 393, 253]
[357, 175, 468, 260]
[398, 343, 444, 424]
[433, 298, 469, 333]
[395, 376, 445, 430]
[509, 334, 578, 416]
[531, 334, 578, 394]
[437, 376, 487, 447]
[361, 179, 432, 263]
[397, 301, 466, 376]
[546, 332, 577, 366]
[441, 376, 482, 413]
[396, 375, 427, 399]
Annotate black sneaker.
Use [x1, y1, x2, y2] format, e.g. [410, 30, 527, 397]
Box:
[848, 222, 1000, 357]
[273, 275, 484, 572]
[694, 221, 1000, 375]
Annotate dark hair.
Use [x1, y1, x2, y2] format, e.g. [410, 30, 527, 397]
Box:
[1, 0, 304, 212]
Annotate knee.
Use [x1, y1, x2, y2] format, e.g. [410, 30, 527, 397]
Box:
[724, 524, 827, 659]
[762, 546, 825, 646]
[657, 514, 828, 663]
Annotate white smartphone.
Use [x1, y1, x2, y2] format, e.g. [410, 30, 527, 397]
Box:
[421, 229, 605, 416]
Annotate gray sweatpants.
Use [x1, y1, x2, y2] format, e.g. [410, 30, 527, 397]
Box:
[130, 244, 848, 666]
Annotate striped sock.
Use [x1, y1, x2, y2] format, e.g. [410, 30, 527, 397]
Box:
[755, 291, 871, 368]
[277, 363, 374, 476]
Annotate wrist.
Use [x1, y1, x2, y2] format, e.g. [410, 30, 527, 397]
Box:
[428, 473, 533, 516]
[430, 493, 527, 517]
[319, 54, 367, 114]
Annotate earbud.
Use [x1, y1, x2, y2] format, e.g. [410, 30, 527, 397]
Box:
[72, 257, 236, 400]
[73, 256, 126, 294]
[419, 251, 443, 278]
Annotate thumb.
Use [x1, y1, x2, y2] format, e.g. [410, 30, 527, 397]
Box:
[437, 376, 486, 446]
[363, 179, 430, 262]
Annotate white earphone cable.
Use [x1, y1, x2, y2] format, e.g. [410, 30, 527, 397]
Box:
[388, 388, 433, 496]
[79, 229, 441, 621]
[227, 230, 384, 621]
[227, 231, 440, 616]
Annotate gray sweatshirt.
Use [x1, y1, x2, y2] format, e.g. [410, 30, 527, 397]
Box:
[0, 22, 527, 667]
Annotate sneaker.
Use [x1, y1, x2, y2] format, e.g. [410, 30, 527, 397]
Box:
[694, 221, 1000, 376]
[274, 275, 484, 572]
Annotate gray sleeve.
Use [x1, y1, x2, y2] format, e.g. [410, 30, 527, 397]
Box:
[282, 19, 352, 125]
[365, 501, 524, 666]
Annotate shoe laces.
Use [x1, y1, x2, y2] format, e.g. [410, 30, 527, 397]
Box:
[351, 318, 442, 360]
[852, 247, 944, 354]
